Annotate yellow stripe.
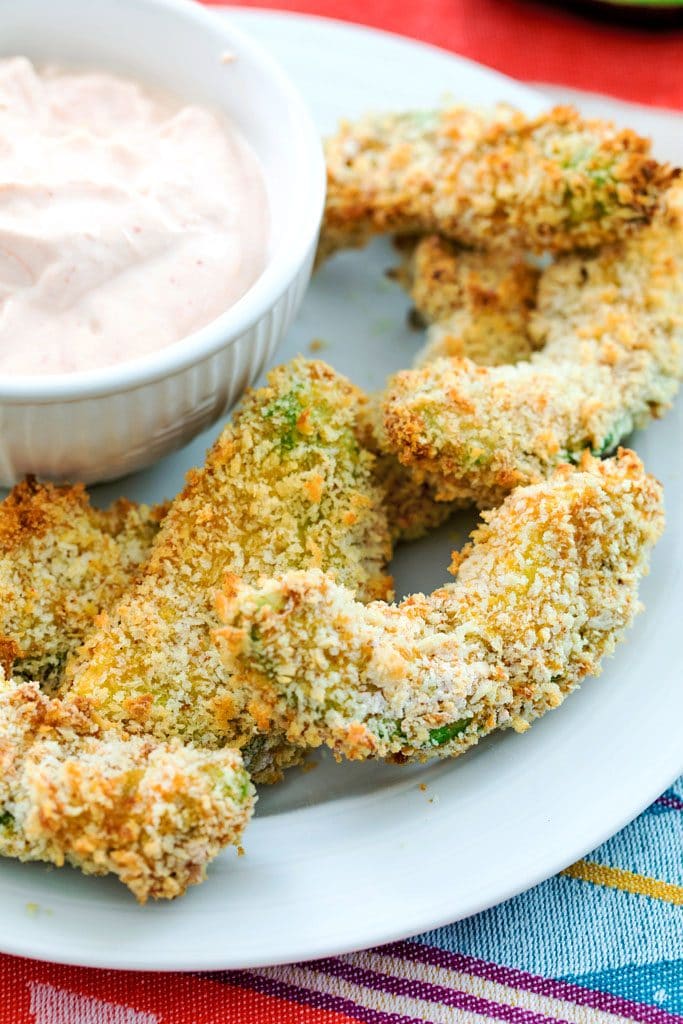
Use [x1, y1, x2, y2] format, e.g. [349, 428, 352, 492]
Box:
[562, 859, 683, 905]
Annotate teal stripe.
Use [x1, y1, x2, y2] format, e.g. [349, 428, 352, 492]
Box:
[417, 873, 683, 978]
[562, 960, 683, 1016]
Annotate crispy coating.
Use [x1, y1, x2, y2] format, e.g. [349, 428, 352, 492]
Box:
[216, 451, 663, 763]
[372, 449, 460, 541]
[382, 186, 683, 507]
[0, 479, 164, 690]
[0, 679, 253, 901]
[394, 235, 541, 367]
[320, 105, 676, 261]
[356, 393, 461, 542]
[64, 359, 393, 783]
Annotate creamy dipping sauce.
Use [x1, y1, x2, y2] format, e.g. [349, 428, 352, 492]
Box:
[0, 58, 269, 374]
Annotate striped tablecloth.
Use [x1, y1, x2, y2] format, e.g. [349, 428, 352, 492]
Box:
[3, 780, 683, 1022]
[1, 3, 682, 1021]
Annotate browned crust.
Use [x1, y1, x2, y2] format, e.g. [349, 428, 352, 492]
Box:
[0, 478, 164, 687]
[0, 637, 21, 677]
[0, 681, 253, 902]
[321, 105, 678, 260]
[216, 450, 664, 764]
[65, 359, 393, 783]
[0, 477, 90, 550]
[379, 183, 683, 506]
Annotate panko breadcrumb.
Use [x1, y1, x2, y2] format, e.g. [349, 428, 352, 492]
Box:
[0, 678, 253, 902]
[382, 184, 683, 507]
[320, 104, 676, 261]
[356, 394, 463, 542]
[0, 479, 164, 690]
[394, 235, 541, 367]
[215, 451, 663, 763]
[64, 359, 393, 783]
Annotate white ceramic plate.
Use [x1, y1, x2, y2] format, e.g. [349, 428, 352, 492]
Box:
[0, 9, 681, 971]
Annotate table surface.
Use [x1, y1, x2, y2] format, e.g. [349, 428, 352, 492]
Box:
[210, 0, 683, 110]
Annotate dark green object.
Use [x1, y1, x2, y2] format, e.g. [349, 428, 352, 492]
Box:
[428, 718, 471, 747]
[548, 0, 683, 26]
[261, 385, 306, 451]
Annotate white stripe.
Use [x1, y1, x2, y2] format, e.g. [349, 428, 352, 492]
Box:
[254, 962, 502, 1024]
[351, 951, 638, 1024]
[28, 982, 158, 1024]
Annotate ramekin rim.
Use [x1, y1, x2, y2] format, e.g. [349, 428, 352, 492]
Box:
[0, 0, 326, 403]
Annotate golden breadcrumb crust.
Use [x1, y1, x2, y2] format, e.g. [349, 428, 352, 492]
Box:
[382, 185, 683, 507]
[65, 359, 393, 783]
[0, 479, 164, 690]
[320, 104, 676, 261]
[394, 235, 541, 367]
[356, 393, 463, 542]
[216, 451, 663, 763]
[0, 679, 253, 901]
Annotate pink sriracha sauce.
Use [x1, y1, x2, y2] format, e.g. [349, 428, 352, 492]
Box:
[0, 57, 269, 375]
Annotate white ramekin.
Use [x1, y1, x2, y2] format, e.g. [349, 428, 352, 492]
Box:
[0, 0, 325, 486]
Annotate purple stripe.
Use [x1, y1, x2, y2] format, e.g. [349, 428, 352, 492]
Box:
[204, 969, 431, 1024]
[378, 941, 683, 1024]
[309, 956, 571, 1024]
[656, 794, 683, 812]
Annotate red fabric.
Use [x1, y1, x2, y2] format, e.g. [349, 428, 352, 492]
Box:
[206, 0, 683, 110]
[0, 954, 359, 1024]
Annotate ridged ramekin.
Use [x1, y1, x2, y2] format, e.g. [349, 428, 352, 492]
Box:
[0, 0, 325, 485]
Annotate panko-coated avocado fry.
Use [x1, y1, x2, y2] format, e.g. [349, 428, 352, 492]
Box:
[382, 185, 683, 507]
[392, 234, 542, 368]
[357, 393, 464, 542]
[320, 104, 676, 261]
[64, 359, 393, 783]
[215, 451, 663, 763]
[0, 479, 164, 691]
[0, 679, 253, 902]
